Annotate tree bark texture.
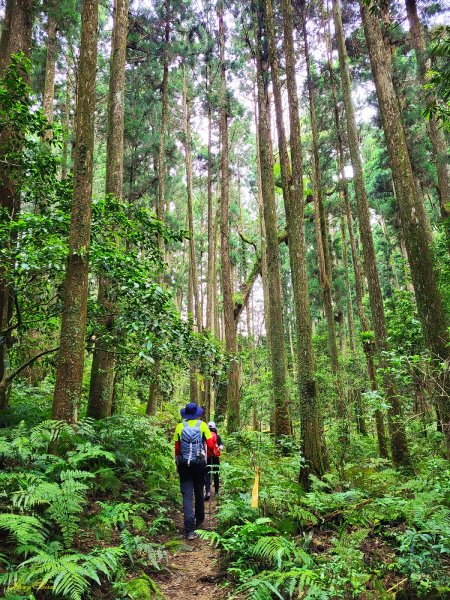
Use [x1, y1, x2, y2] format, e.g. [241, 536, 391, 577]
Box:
[87, 0, 128, 419]
[42, 15, 57, 123]
[404, 0, 450, 226]
[218, 3, 240, 433]
[334, 0, 409, 466]
[361, 1, 450, 455]
[0, 0, 33, 410]
[254, 0, 291, 440]
[271, 0, 327, 473]
[157, 0, 170, 249]
[183, 65, 202, 332]
[302, 5, 339, 374]
[52, 0, 99, 423]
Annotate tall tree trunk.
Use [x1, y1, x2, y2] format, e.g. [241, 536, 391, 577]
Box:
[0, 0, 33, 74]
[182, 64, 202, 332]
[278, 0, 325, 481]
[206, 66, 215, 334]
[322, 0, 383, 446]
[361, 1, 450, 455]
[301, 5, 339, 374]
[254, 0, 291, 439]
[42, 14, 57, 123]
[61, 57, 72, 180]
[148, 6, 171, 415]
[334, 0, 410, 466]
[187, 268, 198, 404]
[204, 65, 215, 419]
[157, 0, 170, 247]
[0, 0, 33, 410]
[253, 82, 271, 348]
[340, 216, 355, 353]
[218, 2, 240, 432]
[405, 0, 450, 229]
[87, 0, 128, 419]
[52, 0, 99, 422]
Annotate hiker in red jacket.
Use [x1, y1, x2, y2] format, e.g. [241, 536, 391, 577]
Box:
[204, 421, 223, 501]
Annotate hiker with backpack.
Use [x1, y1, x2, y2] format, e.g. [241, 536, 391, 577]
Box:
[204, 421, 223, 501]
[173, 402, 215, 540]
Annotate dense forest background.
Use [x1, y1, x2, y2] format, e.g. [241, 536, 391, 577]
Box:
[0, 0, 449, 597]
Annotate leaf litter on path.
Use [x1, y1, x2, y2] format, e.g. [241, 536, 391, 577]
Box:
[155, 497, 226, 599]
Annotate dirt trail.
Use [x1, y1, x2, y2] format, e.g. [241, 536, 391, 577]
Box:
[157, 497, 226, 599]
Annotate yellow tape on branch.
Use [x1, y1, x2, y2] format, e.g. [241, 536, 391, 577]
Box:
[251, 467, 260, 508]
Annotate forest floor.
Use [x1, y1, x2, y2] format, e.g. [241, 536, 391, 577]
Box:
[156, 496, 227, 599]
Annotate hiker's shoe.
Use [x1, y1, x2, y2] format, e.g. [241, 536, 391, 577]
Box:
[186, 531, 198, 541]
[204, 493, 211, 501]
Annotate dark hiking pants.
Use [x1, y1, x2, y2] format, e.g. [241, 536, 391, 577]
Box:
[205, 456, 220, 496]
[178, 461, 206, 534]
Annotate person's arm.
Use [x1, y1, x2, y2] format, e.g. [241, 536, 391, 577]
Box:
[217, 434, 224, 450]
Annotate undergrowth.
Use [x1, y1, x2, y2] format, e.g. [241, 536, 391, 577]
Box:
[0, 414, 177, 599]
[207, 430, 450, 599]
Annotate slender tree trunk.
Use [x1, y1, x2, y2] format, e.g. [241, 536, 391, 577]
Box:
[157, 0, 170, 247]
[42, 15, 57, 123]
[302, 6, 339, 374]
[254, 0, 291, 439]
[146, 361, 159, 416]
[182, 64, 202, 332]
[361, 1, 450, 454]
[278, 0, 327, 475]
[0, 0, 33, 410]
[52, 0, 99, 422]
[253, 82, 271, 348]
[334, 0, 410, 466]
[204, 66, 215, 419]
[188, 269, 198, 404]
[87, 0, 128, 419]
[148, 7, 171, 414]
[379, 213, 400, 290]
[61, 58, 72, 180]
[206, 67, 215, 333]
[405, 0, 450, 230]
[218, 3, 240, 432]
[340, 216, 355, 353]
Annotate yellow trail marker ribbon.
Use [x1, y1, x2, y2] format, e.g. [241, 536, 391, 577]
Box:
[251, 467, 261, 508]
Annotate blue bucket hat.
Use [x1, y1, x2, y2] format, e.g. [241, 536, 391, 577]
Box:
[180, 402, 204, 420]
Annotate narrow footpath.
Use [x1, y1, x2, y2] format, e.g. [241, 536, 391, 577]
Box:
[156, 498, 225, 599]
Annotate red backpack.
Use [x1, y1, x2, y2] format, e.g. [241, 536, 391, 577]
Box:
[208, 431, 221, 458]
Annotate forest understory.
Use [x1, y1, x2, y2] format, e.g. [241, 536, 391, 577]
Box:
[0, 0, 449, 597]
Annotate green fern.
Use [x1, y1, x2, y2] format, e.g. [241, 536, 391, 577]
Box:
[97, 501, 135, 527]
[119, 529, 167, 569]
[0, 514, 46, 553]
[66, 442, 116, 468]
[252, 535, 312, 569]
[12, 472, 91, 547]
[29, 420, 73, 450]
[2, 546, 123, 600]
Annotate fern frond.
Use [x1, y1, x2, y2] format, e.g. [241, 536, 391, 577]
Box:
[59, 469, 95, 481]
[29, 420, 73, 450]
[0, 514, 46, 550]
[16, 546, 123, 600]
[119, 529, 166, 569]
[67, 442, 115, 468]
[97, 501, 135, 527]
